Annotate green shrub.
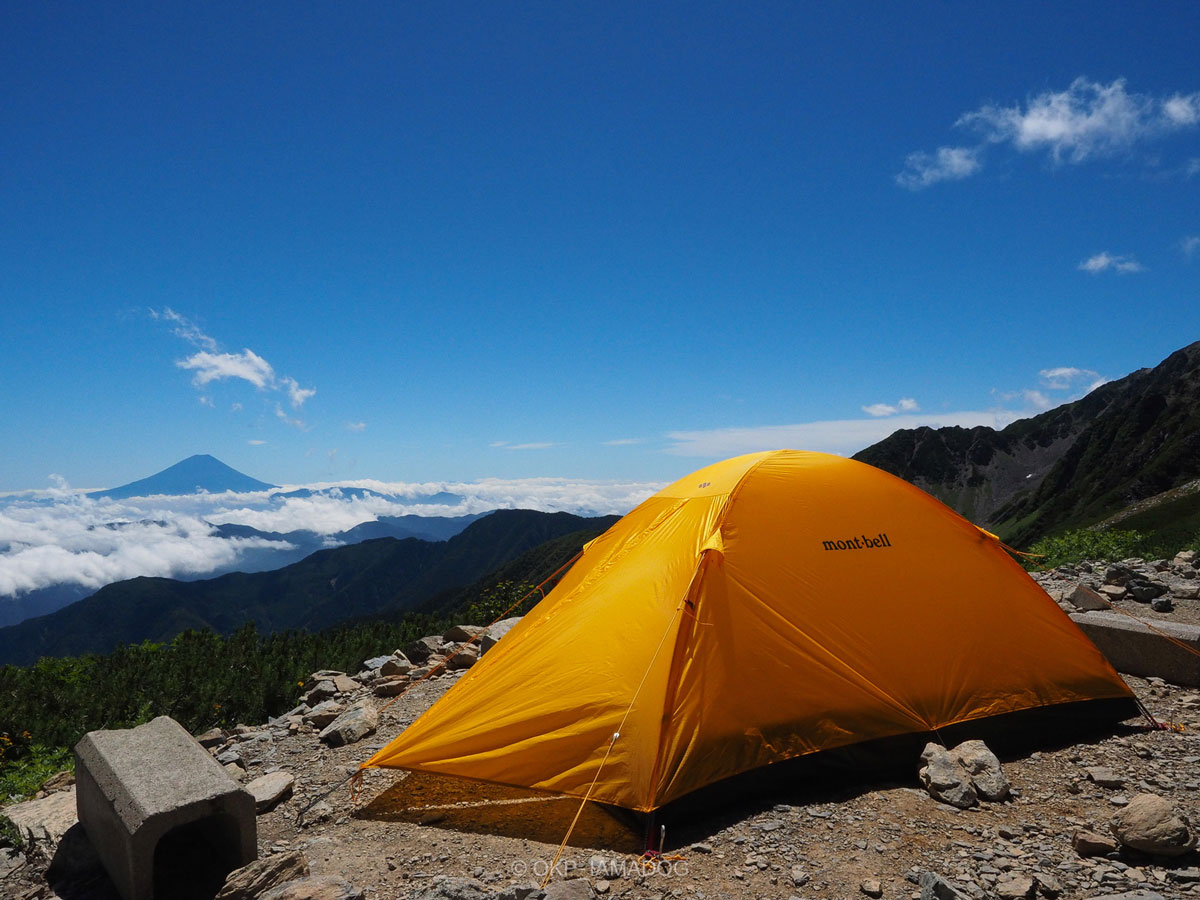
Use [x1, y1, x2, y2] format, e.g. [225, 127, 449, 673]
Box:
[0, 740, 73, 805]
[465, 581, 537, 624]
[1025, 528, 1153, 569]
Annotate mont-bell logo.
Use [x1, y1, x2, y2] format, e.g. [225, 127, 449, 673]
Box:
[822, 533, 892, 551]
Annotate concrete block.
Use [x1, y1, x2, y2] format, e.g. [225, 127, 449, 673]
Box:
[1070, 611, 1200, 687]
[74, 715, 256, 900]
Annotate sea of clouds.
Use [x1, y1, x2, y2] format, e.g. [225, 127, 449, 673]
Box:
[0, 478, 661, 599]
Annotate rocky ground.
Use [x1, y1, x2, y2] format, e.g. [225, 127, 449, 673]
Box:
[5, 554, 1200, 900]
[1032, 551, 1200, 627]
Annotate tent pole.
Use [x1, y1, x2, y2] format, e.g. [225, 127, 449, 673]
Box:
[642, 811, 658, 854]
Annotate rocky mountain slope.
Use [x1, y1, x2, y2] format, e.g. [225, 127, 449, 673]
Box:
[854, 341, 1200, 547]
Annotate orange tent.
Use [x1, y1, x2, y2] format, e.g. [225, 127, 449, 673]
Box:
[361, 450, 1134, 811]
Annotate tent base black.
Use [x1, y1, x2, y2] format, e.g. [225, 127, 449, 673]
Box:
[637, 696, 1142, 840]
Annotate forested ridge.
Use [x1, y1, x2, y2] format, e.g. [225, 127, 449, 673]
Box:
[0, 522, 606, 801]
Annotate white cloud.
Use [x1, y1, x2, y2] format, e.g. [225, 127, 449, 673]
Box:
[1182, 235, 1200, 258]
[665, 410, 1024, 459]
[151, 307, 218, 352]
[0, 475, 664, 599]
[1023, 390, 1052, 410]
[345, 422, 367, 432]
[862, 403, 897, 417]
[603, 438, 643, 446]
[274, 404, 307, 430]
[901, 78, 1200, 188]
[1188, 158, 1200, 178]
[199, 395, 214, 407]
[1165, 94, 1200, 126]
[280, 376, 316, 409]
[1039, 367, 1102, 390]
[962, 78, 1200, 163]
[178, 349, 275, 388]
[0, 500, 290, 596]
[248, 439, 267, 446]
[1078, 251, 1145, 274]
[504, 442, 560, 451]
[154, 309, 316, 419]
[896, 146, 981, 190]
[862, 398, 919, 417]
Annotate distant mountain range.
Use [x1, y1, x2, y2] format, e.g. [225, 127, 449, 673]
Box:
[854, 341, 1200, 547]
[85, 453, 465, 506]
[0, 454, 489, 628]
[88, 454, 277, 499]
[0, 512, 489, 630]
[0, 509, 618, 665]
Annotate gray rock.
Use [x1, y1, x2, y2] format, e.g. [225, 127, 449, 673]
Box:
[259, 875, 365, 900]
[1068, 584, 1110, 611]
[319, 699, 379, 747]
[308, 669, 345, 681]
[443, 624, 483, 643]
[920, 871, 973, 900]
[952, 740, 1009, 800]
[494, 885, 541, 900]
[543, 879, 594, 900]
[481, 617, 523, 655]
[1151, 597, 1174, 612]
[1073, 830, 1119, 857]
[1110, 792, 1197, 856]
[1085, 766, 1125, 789]
[1036, 873, 1062, 898]
[305, 680, 338, 705]
[1129, 580, 1167, 602]
[1175, 550, 1198, 566]
[861, 878, 883, 897]
[304, 700, 345, 729]
[995, 874, 1035, 899]
[589, 854, 624, 879]
[380, 654, 413, 677]
[407, 876, 493, 899]
[373, 676, 410, 697]
[4, 787, 77, 846]
[405, 635, 445, 665]
[446, 642, 480, 670]
[919, 743, 977, 809]
[363, 655, 391, 671]
[246, 771, 295, 813]
[194, 727, 226, 748]
[1079, 892, 1165, 900]
[216, 850, 310, 900]
[330, 674, 359, 694]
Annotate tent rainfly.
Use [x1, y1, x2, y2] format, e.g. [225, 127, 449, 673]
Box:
[360, 450, 1135, 812]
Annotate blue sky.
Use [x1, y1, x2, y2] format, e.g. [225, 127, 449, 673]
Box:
[3, 2, 1198, 492]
